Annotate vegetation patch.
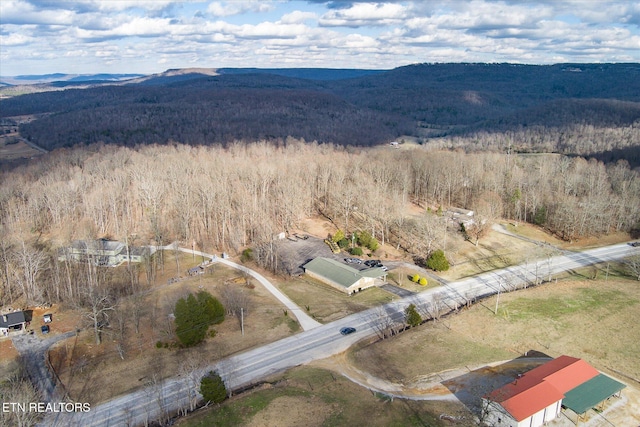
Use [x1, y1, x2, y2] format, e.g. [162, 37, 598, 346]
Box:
[501, 287, 637, 321]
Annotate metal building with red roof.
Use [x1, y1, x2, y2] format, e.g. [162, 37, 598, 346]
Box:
[482, 355, 625, 427]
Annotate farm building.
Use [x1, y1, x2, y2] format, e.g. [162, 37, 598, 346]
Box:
[303, 257, 386, 295]
[0, 311, 27, 336]
[483, 355, 626, 427]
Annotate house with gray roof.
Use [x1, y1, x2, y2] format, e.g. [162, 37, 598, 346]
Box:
[303, 257, 386, 295]
[0, 311, 27, 336]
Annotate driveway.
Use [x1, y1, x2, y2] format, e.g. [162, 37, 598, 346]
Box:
[167, 244, 322, 331]
[380, 283, 416, 298]
[12, 330, 76, 402]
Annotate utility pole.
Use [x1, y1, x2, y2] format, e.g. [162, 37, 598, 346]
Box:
[241, 308, 244, 336]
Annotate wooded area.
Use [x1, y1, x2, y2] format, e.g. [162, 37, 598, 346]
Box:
[2, 63, 639, 160]
[1, 140, 638, 307]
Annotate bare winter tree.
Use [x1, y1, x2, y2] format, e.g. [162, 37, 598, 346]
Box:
[219, 283, 252, 329]
[14, 241, 49, 304]
[367, 306, 397, 339]
[624, 254, 640, 281]
[110, 304, 128, 360]
[0, 359, 42, 427]
[82, 286, 117, 345]
[179, 353, 206, 413]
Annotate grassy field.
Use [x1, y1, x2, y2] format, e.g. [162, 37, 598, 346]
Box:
[352, 273, 640, 384]
[173, 263, 640, 427]
[177, 366, 475, 427]
[277, 276, 395, 323]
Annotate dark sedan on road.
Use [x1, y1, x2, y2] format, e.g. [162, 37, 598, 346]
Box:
[340, 327, 356, 335]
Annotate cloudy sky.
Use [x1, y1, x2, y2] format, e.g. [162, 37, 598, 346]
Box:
[1, 0, 639, 76]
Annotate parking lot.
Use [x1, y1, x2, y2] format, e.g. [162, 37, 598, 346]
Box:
[276, 236, 388, 276]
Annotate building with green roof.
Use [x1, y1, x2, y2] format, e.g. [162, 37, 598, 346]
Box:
[562, 373, 626, 417]
[303, 257, 386, 295]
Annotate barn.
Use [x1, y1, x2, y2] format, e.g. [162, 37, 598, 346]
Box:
[483, 356, 626, 427]
[302, 257, 386, 295]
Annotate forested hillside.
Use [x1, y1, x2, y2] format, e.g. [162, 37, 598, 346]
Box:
[1, 142, 639, 305]
[1, 63, 639, 156]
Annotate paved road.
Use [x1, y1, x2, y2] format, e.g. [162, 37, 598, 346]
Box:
[47, 243, 639, 426]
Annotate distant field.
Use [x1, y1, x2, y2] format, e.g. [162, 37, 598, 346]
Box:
[0, 138, 43, 160]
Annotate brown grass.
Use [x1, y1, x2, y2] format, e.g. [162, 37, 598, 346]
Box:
[277, 276, 395, 323]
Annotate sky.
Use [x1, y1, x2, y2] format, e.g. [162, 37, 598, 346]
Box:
[1, 0, 639, 76]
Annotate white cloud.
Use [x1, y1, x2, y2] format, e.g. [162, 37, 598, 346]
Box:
[207, 1, 276, 17]
[0, 0, 638, 75]
[319, 2, 408, 27]
[280, 10, 317, 25]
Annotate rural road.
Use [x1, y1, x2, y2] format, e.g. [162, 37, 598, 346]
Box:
[44, 242, 639, 427]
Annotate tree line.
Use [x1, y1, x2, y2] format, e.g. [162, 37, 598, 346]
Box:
[1, 139, 639, 307]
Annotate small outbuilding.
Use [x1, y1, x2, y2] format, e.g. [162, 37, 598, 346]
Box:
[303, 257, 386, 295]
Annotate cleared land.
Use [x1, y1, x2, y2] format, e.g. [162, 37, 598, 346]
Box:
[176, 366, 476, 427]
[349, 273, 640, 425]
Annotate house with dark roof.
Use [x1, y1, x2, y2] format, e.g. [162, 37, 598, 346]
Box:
[0, 311, 27, 336]
[303, 257, 386, 295]
[483, 355, 626, 427]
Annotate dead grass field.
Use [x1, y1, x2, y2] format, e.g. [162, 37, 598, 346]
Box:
[353, 274, 640, 380]
[0, 339, 20, 379]
[176, 366, 475, 427]
[277, 276, 395, 323]
[0, 139, 43, 160]
[439, 226, 541, 281]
